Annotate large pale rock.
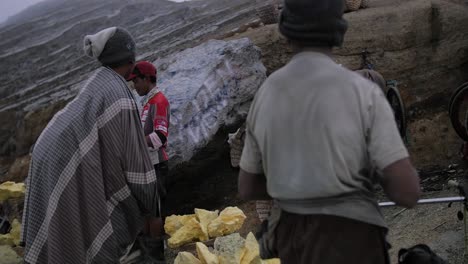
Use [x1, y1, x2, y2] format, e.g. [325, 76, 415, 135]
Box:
[155, 38, 266, 165]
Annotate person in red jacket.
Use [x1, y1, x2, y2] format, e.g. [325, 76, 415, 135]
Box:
[127, 61, 170, 263]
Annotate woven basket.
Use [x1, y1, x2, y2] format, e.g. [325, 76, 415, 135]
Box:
[361, 0, 370, 8]
[345, 0, 362, 11]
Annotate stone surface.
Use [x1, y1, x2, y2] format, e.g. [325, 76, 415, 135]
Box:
[155, 38, 266, 165]
[2, 155, 30, 183]
[229, 0, 468, 167]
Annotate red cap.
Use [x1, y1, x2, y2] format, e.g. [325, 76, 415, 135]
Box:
[127, 61, 157, 81]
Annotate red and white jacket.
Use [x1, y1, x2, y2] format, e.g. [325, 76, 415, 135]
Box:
[140, 88, 170, 165]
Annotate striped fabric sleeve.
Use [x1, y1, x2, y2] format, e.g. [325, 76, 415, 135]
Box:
[121, 100, 159, 216]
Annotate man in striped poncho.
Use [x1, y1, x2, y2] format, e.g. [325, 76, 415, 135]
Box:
[20, 27, 159, 263]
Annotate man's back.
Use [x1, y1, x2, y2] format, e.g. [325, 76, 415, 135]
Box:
[242, 51, 408, 227]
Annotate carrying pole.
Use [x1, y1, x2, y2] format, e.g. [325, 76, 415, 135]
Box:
[379, 196, 466, 207]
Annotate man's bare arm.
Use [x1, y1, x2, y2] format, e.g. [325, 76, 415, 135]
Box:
[238, 169, 272, 200]
[381, 157, 421, 208]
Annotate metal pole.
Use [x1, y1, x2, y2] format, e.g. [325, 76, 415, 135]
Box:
[379, 196, 466, 207]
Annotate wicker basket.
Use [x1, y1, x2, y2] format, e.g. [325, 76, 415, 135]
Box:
[345, 0, 362, 11]
[361, 0, 370, 8]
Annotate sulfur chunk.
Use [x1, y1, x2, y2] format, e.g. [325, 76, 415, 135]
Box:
[168, 218, 205, 248]
[196, 242, 219, 264]
[174, 251, 202, 264]
[240, 232, 261, 264]
[0, 182, 25, 202]
[165, 214, 197, 236]
[208, 207, 246, 238]
[195, 208, 218, 241]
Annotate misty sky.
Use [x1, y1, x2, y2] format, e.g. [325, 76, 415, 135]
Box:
[0, 0, 44, 23]
[0, 0, 192, 23]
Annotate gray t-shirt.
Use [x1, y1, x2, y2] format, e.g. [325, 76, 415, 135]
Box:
[240, 51, 409, 228]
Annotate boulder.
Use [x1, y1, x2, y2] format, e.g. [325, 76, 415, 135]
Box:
[155, 38, 266, 165]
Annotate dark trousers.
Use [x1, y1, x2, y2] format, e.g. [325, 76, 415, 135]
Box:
[154, 161, 169, 217]
[275, 212, 390, 264]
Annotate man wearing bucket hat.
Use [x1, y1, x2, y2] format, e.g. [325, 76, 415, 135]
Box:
[238, 0, 421, 263]
[21, 27, 159, 263]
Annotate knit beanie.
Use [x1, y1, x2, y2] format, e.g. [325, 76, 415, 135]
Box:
[279, 0, 348, 47]
[83, 27, 136, 66]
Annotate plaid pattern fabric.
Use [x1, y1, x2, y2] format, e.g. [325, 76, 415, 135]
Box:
[21, 67, 158, 264]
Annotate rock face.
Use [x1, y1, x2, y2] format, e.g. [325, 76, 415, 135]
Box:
[155, 38, 266, 165]
[0, 0, 267, 159]
[229, 0, 468, 166]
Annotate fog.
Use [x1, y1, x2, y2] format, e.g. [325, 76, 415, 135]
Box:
[0, 0, 44, 23]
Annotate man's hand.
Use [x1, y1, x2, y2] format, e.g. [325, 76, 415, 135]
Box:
[238, 169, 272, 200]
[381, 157, 421, 208]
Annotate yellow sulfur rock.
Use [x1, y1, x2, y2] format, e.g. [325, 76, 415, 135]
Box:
[0, 182, 25, 202]
[165, 214, 197, 236]
[195, 208, 219, 240]
[0, 219, 21, 247]
[0, 234, 14, 247]
[208, 207, 246, 238]
[240, 232, 261, 264]
[168, 218, 205, 248]
[174, 251, 202, 264]
[0, 245, 22, 264]
[196, 242, 219, 264]
[9, 220, 21, 247]
[261, 259, 280, 264]
[214, 233, 245, 264]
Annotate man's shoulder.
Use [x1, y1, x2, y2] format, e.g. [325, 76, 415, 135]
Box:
[148, 91, 169, 105]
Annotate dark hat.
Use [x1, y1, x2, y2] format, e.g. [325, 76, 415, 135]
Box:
[279, 0, 348, 47]
[127, 61, 157, 81]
